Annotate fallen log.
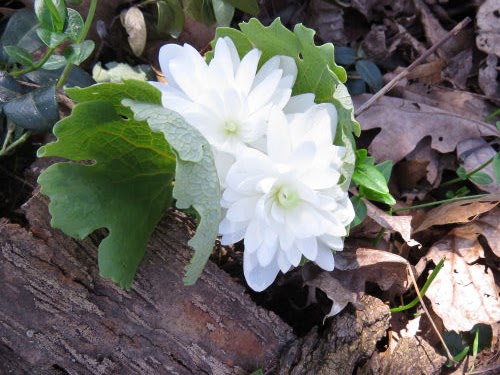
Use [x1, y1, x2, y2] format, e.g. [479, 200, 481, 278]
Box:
[1, 186, 442, 374]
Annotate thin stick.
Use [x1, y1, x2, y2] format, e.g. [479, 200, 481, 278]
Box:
[407, 263, 456, 363]
[354, 17, 471, 117]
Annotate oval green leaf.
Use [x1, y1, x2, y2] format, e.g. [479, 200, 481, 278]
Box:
[355, 59, 382, 92]
[3, 45, 34, 67]
[3, 85, 59, 132]
[34, 0, 67, 33]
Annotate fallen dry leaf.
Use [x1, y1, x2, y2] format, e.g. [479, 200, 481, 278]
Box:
[478, 54, 499, 98]
[394, 83, 499, 122]
[419, 218, 500, 332]
[351, 0, 414, 22]
[457, 138, 500, 194]
[365, 199, 418, 246]
[399, 137, 440, 186]
[476, 0, 500, 57]
[476, 209, 500, 257]
[120, 6, 146, 56]
[304, 248, 410, 317]
[414, 192, 500, 233]
[305, 0, 345, 44]
[353, 95, 498, 164]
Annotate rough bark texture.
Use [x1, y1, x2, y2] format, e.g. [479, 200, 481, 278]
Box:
[278, 295, 391, 374]
[0, 192, 295, 374]
[358, 336, 446, 375]
[0, 185, 445, 374]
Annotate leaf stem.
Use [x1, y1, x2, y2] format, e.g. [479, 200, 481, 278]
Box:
[390, 258, 445, 313]
[441, 157, 495, 187]
[406, 261, 456, 363]
[56, 0, 98, 88]
[0, 129, 31, 157]
[11, 47, 57, 78]
[391, 194, 488, 213]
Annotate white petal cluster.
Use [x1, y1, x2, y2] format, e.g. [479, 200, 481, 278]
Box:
[219, 107, 354, 291]
[153, 37, 297, 184]
[154, 37, 355, 292]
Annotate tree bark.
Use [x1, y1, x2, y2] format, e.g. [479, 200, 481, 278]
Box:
[0, 185, 444, 374]
[0, 191, 294, 374]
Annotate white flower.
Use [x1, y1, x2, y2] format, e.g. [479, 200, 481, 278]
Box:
[152, 37, 297, 184]
[219, 105, 355, 292]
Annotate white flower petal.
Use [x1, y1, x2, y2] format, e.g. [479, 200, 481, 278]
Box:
[319, 234, 344, 251]
[248, 69, 283, 111]
[284, 93, 316, 114]
[315, 243, 335, 271]
[244, 220, 263, 254]
[235, 48, 261, 94]
[244, 250, 280, 292]
[226, 196, 259, 222]
[266, 108, 292, 162]
[219, 218, 246, 245]
[277, 252, 292, 273]
[285, 245, 302, 267]
[257, 229, 279, 266]
[296, 237, 318, 260]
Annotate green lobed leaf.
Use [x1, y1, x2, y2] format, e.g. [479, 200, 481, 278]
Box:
[3, 85, 58, 131]
[37, 80, 176, 289]
[212, 0, 235, 27]
[34, 0, 67, 33]
[211, 18, 360, 188]
[121, 100, 221, 285]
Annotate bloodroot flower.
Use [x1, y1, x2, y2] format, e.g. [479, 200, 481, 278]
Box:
[152, 37, 297, 184]
[219, 105, 355, 291]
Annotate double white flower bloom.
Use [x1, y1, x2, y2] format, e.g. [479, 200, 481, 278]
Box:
[153, 37, 296, 184]
[154, 37, 355, 291]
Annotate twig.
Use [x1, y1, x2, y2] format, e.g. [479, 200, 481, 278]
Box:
[407, 263, 456, 364]
[354, 17, 471, 117]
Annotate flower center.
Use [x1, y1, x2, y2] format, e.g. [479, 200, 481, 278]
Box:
[223, 120, 240, 134]
[275, 185, 300, 209]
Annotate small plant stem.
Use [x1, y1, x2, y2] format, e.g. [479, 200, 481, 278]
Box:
[391, 194, 488, 213]
[390, 258, 445, 313]
[11, 47, 57, 78]
[441, 157, 495, 187]
[407, 263, 456, 364]
[57, 0, 98, 88]
[355, 17, 471, 117]
[373, 228, 386, 247]
[484, 109, 500, 123]
[0, 130, 31, 157]
[1, 124, 15, 152]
